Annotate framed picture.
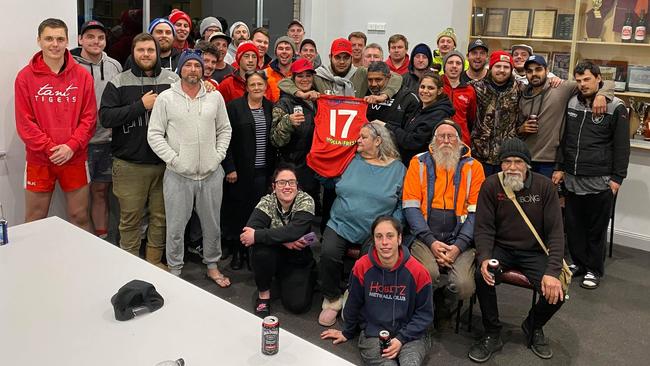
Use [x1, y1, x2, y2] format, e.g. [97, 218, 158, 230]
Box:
[472, 7, 485, 36]
[507, 9, 532, 37]
[554, 14, 575, 40]
[485, 8, 509, 36]
[586, 59, 629, 91]
[532, 9, 557, 38]
[628, 66, 650, 93]
[550, 52, 570, 80]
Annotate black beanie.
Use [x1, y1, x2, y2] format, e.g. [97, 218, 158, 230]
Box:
[433, 119, 462, 139]
[499, 138, 531, 165]
[111, 280, 164, 321]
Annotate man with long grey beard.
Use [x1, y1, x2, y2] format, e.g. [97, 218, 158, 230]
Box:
[469, 138, 565, 363]
[403, 120, 485, 315]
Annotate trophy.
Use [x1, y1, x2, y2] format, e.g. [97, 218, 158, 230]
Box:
[630, 98, 649, 139]
[586, 0, 615, 40]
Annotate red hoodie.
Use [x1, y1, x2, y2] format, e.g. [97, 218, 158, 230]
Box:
[386, 54, 410, 75]
[15, 50, 97, 165]
[219, 70, 273, 104]
[442, 75, 477, 145]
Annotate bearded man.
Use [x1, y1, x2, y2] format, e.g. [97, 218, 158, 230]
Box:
[403, 120, 485, 308]
[469, 138, 565, 363]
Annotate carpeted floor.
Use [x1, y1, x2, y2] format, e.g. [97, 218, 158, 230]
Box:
[179, 243, 650, 366]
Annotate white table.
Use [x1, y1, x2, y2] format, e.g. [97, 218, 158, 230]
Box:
[0, 217, 354, 365]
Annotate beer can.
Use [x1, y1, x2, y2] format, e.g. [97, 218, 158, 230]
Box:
[379, 330, 391, 352]
[0, 218, 7, 246]
[293, 106, 303, 115]
[528, 114, 538, 120]
[262, 316, 279, 355]
[488, 259, 501, 284]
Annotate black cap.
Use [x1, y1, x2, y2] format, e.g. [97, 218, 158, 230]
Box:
[499, 138, 531, 165]
[300, 38, 317, 51]
[524, 54, 548, 69]
[433, 119, 462, 139]
[468, 39, 488, 53]
[80, 20, 106, 36]
[110, 280, 164, 321]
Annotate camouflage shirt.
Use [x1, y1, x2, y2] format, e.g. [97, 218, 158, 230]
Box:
[255, 190, 315, 230]
[471, 76, 522, 165]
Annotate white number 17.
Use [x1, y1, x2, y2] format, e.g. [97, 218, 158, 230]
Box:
[329, 109, 358, 139]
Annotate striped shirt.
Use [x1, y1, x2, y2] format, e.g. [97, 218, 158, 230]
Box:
[252, 108, 267, 168]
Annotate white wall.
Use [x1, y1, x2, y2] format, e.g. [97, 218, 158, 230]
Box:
[0, 0, 77, 225]
[612, 146, 650, 252]
[301, 0, 471, 60]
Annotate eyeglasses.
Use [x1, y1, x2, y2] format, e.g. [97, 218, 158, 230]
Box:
[434, 134, 458, 141]
[364, 122, 380, 137]
[274, 179, 298, 187]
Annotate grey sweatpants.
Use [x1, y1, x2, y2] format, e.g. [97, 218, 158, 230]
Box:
[358, 330, 430, 366]
[163, 167, 225, 274]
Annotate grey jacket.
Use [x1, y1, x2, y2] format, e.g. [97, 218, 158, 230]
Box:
[73, 51, 122, 144]
[148, 81, 232, 180]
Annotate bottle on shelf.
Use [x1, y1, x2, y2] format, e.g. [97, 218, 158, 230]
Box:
[635, 10, 647, 43]
[622, 12, 633, 43]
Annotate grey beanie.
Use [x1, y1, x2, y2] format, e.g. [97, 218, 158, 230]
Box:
[443, 50, 465, 71]
[499, 138, 531, 165]
[274, 36, 297, 54]
[200, 17, 222, 36]
[229, 21, 249, 38]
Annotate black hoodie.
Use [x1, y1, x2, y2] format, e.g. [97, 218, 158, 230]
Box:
[99, 41, 179, 164]
[401, 43, 433, 94]
[386, 95, 455, 164]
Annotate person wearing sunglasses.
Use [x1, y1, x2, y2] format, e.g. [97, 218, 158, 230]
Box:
[239, 164, 317, 317]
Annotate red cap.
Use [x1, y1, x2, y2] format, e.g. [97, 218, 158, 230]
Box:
[330, 38, 353, 56]
[291, 58, 315, 74]
[489, 50, 514, 69]
[236, 41, 260, 67]
[169, 9, 192, 27]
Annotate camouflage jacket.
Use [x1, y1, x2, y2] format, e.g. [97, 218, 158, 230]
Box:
[470, 76, 522, 165]
[255, 190, 315, 231]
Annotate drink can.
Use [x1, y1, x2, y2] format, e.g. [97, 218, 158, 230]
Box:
[293, 106, 303, 115]
[0, 218, 7, 246]
[262, 316, 279, 355]
[379, 330, 391, 352]
[488, 259, 501, 284]
[528, 114, 538, 120]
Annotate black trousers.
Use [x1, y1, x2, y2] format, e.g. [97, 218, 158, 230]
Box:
[251, 244, 316, 314]
[565, 190, 613, 277]
[475, 246, 564, 335]
[319, 227, 355, 299]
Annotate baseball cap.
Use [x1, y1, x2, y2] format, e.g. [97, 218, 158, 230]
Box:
[209, 31, 232, 45]
[80, 20, 106, 36]
[288, 20, 304, 29]
[291, 58, 315, 74]
[511, 44, 533, 55]
[110, 280, 164, 321]
[524, 54, 547, 69]
[468, 39, 489, 53]
[330, 38, 353, 56]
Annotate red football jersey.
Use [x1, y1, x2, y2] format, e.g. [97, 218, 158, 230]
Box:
[307, 95, 368, 178]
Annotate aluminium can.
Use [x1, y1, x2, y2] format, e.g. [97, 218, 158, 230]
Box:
[262, 316, 279, 355]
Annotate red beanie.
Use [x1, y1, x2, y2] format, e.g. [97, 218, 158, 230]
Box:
[489, 50, 513, 69]
[236, 42, 260, 67]
[169, 9, 192, 27]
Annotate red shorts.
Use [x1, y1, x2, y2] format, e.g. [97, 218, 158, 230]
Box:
[24, 161, 89, 193]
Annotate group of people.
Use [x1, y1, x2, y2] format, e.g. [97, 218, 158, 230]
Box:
[15, 10, 630, 365]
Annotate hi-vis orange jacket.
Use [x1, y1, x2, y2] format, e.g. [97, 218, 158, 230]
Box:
[402, 144, 485, 250]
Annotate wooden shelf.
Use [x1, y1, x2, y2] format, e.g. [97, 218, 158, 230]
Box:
[469, 36, 572, 44]
[615, 91, 650, 98]
[576, 41, 650, 47]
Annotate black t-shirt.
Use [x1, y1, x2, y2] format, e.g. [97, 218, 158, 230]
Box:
[212, 64, 235, 83]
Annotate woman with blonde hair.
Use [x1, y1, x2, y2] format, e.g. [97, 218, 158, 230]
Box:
[317, 121, 407, 327]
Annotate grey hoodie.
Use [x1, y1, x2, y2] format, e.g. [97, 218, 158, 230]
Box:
[147, 81, 232, 180]
[73, 51, 122, 144]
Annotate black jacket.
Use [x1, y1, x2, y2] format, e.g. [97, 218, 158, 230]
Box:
[366, 85, 420, 130]
[401, 43, 433, 94]
[560, 94, 630, 184]
[385, 95, 455, 164]
[99, 46, 179, 164]
[271, 93, 318, 192]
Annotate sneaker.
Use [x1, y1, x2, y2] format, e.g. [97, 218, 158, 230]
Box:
[581, 271, 600, 289]
[255, 298, 271, 318]
[468, 335, 503, 363]
[187, 244, 204, 259]
[522, 321, 553, 359]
